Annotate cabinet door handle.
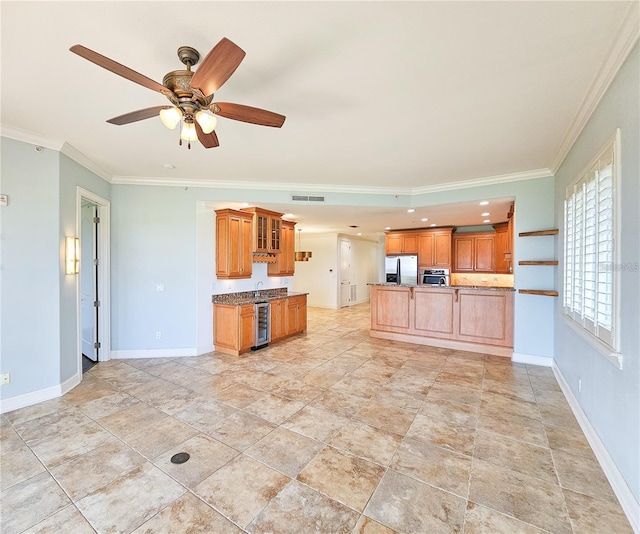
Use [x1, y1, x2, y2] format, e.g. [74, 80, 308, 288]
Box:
[454, 289, 459, 302]
[410, 287, 414, 300]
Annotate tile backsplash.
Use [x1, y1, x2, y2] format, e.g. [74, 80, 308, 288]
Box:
[450, 273, 514, 287]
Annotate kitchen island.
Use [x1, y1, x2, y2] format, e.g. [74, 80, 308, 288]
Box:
[369, 283, 514, 357]
[212, 289, 308, 356]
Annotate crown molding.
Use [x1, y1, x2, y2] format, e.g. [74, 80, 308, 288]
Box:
[60, 142, 112, 182]
[1, 125, 113, 182]
[110, 168, 552, 195]
[549, 2, 640, 173]
[0, 124, 64, 151]
[110, 175, 413, 195]
[410, 168, 553, 195]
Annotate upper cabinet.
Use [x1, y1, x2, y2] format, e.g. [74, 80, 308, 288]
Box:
[385, 232, 418, 255]
[215, 209, 253, 279]
[493, 204, 514, 273]
[241, 207, 283, 254]
[452, 232, 495, 272]
[418, 228, 453, 269]
[268, 219, 296, 276]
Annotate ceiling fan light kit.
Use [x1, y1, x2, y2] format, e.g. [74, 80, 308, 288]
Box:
[70, 38, 285, 149]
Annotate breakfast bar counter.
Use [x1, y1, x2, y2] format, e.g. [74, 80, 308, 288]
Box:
[369, 284, 514, 357]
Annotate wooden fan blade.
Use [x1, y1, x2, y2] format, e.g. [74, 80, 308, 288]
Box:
[195, 121, 220, 148]
[214, 103, 286, 128]
[70, 45, 167, 93]
[190, 38, 246, 96]
[107, 106, 169, 125]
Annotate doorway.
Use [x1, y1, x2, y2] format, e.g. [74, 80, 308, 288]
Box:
[76, 188, 110, 377]
[81, 201, 98, 371]
[339, 237, 351, 308]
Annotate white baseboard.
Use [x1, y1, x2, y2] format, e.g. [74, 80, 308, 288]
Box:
[553, 362, 640, 533]
[0, 371, 83, 414]
[511, 352, 554, 367]
[196, 344, 215, 356]
[0, 384, 61, 414]
[110, 348, 198, 359]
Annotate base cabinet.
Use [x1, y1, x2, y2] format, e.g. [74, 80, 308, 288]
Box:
[370, 285, 412, 333]
[370, 285, 513, 353]
[214, 295, 307, 356]
[270, 298, 288, 342]
[287, 295, 307, 335]
[214, 303, 256, 356]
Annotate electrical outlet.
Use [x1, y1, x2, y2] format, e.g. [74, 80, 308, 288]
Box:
[1, 373, 10, 385]
[155, 331, 162, 340]
[578, 378, 582, 393]
[156, 283, 164, 292]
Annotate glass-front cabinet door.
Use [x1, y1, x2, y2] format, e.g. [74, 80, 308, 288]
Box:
[241, 207, 283, 253]
[270, 217, 281, 251]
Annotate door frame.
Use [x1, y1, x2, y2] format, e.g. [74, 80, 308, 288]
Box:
[338, 236, 351, 308]
[75, 187, 111, 378]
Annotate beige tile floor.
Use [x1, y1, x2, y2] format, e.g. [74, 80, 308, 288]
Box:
[1, 303, 633, 533]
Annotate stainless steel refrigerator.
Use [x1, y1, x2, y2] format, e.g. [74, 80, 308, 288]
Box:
[385, 255, 418, 285]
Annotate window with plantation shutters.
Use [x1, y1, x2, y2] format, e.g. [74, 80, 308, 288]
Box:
[563, 132, 618, 351]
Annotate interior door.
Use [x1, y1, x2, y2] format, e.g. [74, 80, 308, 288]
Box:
[339, 237, 351, 308]
[81, 203, 98, 361]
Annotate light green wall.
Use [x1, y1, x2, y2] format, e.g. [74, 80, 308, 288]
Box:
[1, 139, 61, 399]
[554, 42, 640, 501]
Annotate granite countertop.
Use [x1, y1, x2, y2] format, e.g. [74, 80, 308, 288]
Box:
[368, 283, 515, 292]
[212, 289, 309, 305]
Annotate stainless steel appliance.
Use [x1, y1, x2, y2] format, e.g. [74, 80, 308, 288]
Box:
[253, 302, 270, 350]
[422, 268, 450, 286]
[385, 255, 418, 285]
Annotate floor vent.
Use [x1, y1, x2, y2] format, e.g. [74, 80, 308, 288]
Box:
[291, 195, 325, 202]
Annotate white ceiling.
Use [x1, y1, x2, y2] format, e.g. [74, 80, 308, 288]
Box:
[1, 1, 636, 237]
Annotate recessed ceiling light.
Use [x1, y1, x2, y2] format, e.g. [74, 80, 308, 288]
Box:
[481, 212, 490, 217]
[407, 209, 415, 213]
[163, 163, 175, 169]
[479, 201, 489, 206]
[421, 218, 428, 222]
[483, 219, 491, 223]
[357, 232, 362, 236]
[241, 202, 250, 207]
[385, 226, 391, 230]
[284, 213, 294, 218]
[430, 223, 437, 227]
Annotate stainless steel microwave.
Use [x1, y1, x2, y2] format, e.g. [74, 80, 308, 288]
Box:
[422, 268, 450, 286]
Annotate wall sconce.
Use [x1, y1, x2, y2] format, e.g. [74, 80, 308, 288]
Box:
[66, 237, 80, 274]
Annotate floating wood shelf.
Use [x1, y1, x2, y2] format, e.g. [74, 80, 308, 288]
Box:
[518, 289, 559, 297]
[518, 260, 559, 266]
[519, 229, 559, 237]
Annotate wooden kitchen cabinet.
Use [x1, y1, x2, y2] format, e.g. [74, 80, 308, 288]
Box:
[270, 298, 287, 341]
[215, 209, 253, 279]
[453, 233, 495, 272]
[385, 232, 419, 255]
[370, 285, 513, 355]
[370, 285, 412, 333]
[493, 221, 513, 273]
[418, 228, 453, 269]
[456, 289, 513, 346]
[213, 303, 256, 356]
[241, 207, 283, 254]
[287, 295, 307, 335]
[412, 288, 455, 336]
[268, 220, 296, 276]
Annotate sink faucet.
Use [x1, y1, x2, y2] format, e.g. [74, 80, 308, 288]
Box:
[254, 281, 264, 298]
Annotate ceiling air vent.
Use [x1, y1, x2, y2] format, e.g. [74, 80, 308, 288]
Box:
[291, 195, 325, 202]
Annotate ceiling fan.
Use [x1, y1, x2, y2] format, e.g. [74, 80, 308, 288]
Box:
[70, 38, 286, 149]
